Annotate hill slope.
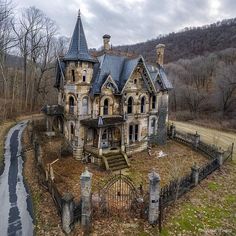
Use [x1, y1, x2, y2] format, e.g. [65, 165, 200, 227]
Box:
[115, 18, 236, 63]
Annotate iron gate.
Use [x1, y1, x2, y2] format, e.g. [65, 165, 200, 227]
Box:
[97, 173, 140, 217]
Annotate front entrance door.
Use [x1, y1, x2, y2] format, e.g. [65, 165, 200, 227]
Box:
[101, 128, 121, 149]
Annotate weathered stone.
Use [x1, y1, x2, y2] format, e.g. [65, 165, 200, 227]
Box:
[62, 192, 74, 234]
[191, 163, 200, 186]
[148, 170, 160, 225]
[80, 168, 92, 231]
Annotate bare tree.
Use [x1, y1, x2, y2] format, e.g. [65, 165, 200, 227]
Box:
[216, 62, 236, 113]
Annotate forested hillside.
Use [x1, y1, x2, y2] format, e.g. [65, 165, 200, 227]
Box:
[115, 18, 236, 63]
[165, 48, 236, 129]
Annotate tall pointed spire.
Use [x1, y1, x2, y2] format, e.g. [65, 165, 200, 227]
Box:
[64, 11, 96, 62]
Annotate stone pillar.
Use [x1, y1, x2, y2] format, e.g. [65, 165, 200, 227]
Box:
[216, 149, 224, 166]
[191, 164, 200, 186]
[34, 141, 42, 165]
[193, 131, 200, 149]
[62, 193, 74, 234]
[170, 123, 176, 139]
[80, 167, 92, 231]
[148, 170, 160, 225]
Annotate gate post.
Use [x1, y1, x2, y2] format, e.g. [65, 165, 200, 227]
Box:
[62, 192, 74, 234]
[148, 170, 160, 225]
[193, 131, 200, 149]
[80, 167, 92, 232]
[216, 149, 224, 166]
[191, 163, 200, 186]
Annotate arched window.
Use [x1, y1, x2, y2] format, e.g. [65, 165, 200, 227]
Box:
[152, 95, 156, 109]
[141, 96, 146, 113]
[69, 96, 75, 113]
[82, 70, 87, 82]
[134, 79, 137, 84]
[103, 98, 109, 115]
[127, 97, 133, 114]
[82, 97, 88, 114]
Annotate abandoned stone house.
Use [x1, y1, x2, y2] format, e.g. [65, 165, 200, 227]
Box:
[44, 12, 172, 171]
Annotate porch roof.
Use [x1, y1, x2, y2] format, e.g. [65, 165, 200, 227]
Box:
[81, 116, 125, 128]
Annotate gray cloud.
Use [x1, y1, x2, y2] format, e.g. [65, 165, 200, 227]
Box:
[16, 0, 236, 48]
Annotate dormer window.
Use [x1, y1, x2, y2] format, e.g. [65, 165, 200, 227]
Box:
[134, 79, 137, 84]
[72, 70, 75, 82]
[82, 70, 87, 82]
[103, 98, 109, 115]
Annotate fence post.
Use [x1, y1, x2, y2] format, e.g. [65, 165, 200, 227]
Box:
[191, 164, 200, 186]
[170, 123, 176, 139]
[148, 170, 160, 225]
[62, 192, 74, 234]
[193, 131, 200, 149]
[216, 149, 224, 166]
[80, 167, 92, 232]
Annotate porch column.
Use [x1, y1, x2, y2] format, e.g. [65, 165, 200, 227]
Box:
[98, 128, 103, 156]
[121, 124, 125, 152]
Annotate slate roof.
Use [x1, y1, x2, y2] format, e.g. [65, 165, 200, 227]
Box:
[147, 64, 173, 91]
[64, 14, 96, 62]
[56, 13, 172, 93]
[89, 53, 172, 95]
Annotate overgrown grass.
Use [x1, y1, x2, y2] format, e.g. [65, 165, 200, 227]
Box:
[160, 162, 236, 236]
[0, 121, 15, 170]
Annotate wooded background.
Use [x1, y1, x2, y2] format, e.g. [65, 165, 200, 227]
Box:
[0, 0, 235, 128]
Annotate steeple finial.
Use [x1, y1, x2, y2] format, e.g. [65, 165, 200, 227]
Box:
[78, 9, 81, 17]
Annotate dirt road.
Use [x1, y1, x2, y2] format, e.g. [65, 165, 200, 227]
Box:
[172, 121, 236, 160]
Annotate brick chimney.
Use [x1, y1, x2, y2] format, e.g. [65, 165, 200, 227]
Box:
[103, 34, 111, 51]
[156, 44, 165, 66]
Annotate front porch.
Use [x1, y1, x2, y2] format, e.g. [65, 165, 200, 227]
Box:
[81, 116, 126, 156]
[81, 116, 130, 171]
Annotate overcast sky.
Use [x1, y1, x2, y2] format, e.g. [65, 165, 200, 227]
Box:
[16, 0, 236, 49]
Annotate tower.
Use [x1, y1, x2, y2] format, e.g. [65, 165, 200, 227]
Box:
[62, 11, 96, 159]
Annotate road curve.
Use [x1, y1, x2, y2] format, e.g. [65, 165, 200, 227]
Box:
[172, 121, 236, 160]
[0, 121, 34, 236]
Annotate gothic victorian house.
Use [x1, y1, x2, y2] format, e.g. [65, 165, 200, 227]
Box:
[44, 12, 172, 171]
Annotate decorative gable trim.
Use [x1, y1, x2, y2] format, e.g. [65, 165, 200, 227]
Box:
[121, 56, 157, 94]
[101, 75, 119, 93]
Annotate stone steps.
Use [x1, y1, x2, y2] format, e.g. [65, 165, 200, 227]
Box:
[103, 153, 129, 171]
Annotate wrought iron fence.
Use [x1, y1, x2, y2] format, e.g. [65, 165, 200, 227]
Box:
[198, 158, 219, 182]
[160, 173, 194, 207]
[174, 131, 194, 146]
[198, 141, 218, 159]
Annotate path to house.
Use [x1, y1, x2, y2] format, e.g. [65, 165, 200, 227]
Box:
[172, 121, 236, 160]
[0, 121, 34, 236]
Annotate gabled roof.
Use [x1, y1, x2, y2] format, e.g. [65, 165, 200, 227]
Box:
[64, 13, 96, 62]
[147, 64, 173, 90]
[90, 53, 172, 95]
